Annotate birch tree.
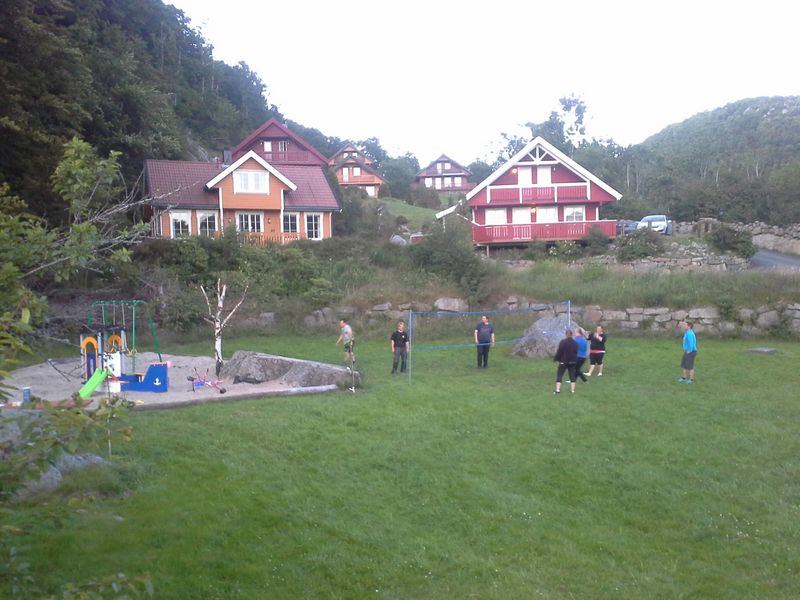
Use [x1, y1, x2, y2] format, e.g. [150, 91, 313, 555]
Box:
[200, 279, 248, 376]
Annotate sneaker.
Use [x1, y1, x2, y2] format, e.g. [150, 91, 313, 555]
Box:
[686, 379, 694, 384]
[585, 372, 592, 377]
[678, 377, 686, 383]
[598, 373, 603, 377]
[553, 390, 560, 395]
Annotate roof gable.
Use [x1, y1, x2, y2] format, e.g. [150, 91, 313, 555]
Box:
[205, 150, 297, 191]
[232, 118, 329, 165]
[417, 154, 472, 177]
[466, 137, 622, 201]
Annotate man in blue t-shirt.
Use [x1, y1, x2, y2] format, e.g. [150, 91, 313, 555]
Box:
[679, 321, 698, 384]
[473, 315, 495, 368]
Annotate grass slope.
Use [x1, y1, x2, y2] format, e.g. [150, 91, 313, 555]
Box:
[10, 335, 800, 599]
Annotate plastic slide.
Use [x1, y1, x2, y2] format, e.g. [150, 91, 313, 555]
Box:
[78, 368, 109, 399]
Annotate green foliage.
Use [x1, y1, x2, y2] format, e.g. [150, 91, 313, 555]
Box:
[408, 185, 441, 209]
[378, 154, 420, 200]
[584, 225, 611, 255]
[706, 225, 756, 258]
[410, 221, 484, 286]
[615, 229, 664, 261]
[548, 240, 583, 261]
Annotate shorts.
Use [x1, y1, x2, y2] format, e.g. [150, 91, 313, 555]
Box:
[681, 351, 696, 370]
[344, 341, 354, 353]
[589, 352, 604, 365]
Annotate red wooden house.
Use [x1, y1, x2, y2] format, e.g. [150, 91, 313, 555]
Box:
[455, 137, 621, 248]
[415, 154, 474, 193]
[145, 119, 339, 244]
[328, 144, 386, 197]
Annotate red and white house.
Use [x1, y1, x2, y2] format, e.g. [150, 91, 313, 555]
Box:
[328, 144, 386, 197]
[446, 137, 621, 248]
[145, 118, 339, 244]
[415, 154, 473, 193]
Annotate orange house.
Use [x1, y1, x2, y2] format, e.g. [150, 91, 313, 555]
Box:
[145, 119, 339, 244]
[328, 144, 386, 197]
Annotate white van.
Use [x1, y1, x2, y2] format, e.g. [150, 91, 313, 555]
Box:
[637, 214, 673, 235]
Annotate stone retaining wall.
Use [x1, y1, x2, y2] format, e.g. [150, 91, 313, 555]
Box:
[676, 219, 800, 255]
[291, 298, 800, 338]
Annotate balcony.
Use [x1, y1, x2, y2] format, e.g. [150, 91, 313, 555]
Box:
[471, 220, 617, 245]
[488, 184, 588, 204]
[260, 150, 313, 164]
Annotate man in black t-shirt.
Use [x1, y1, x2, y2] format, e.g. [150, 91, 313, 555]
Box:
[390, 321, 410, 374]
[474, 315, 496, 368]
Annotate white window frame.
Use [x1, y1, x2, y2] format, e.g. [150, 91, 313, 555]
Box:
[277, 140, 289, 152]
[170, 210, 191, 238]
[197, 211, 217, 237]
[512, 207, 530, 224]
[342, 167, 349, 181]
[537, 165, 552, 185]
[518, 166, 533, 186]
[564, 206, 586, 222]
[435, 178, 442, 189]
[425, 177, 433, 188]
[236, 212, 263, 233]
[353, 166, 361, 177]
[283, 212, 299, 233]
[233, 170, 269, 194]
[305, 213, 323, 240]
[485, 208, 507, 225]
[365, 185, 376, 197]
[454, 176, 462, 187]
[263, 141, 272, 152]
[444, 162, 451, 170]
[444, 177, 452, 188]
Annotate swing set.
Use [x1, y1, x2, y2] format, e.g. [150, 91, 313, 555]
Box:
[79, 300, 168, 397]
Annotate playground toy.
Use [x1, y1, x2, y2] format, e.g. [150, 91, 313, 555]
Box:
[79, 300, 168, 395]
[188, 368, 227, 394]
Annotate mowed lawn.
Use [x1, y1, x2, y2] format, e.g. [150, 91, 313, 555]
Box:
[13, 335, 800, 599]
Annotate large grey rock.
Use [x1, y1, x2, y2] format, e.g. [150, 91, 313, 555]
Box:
[221, 351, 359, 387]
[434, 297, 468, 312]
[389, 234, 408, 246]
[512, 315, 580, 358]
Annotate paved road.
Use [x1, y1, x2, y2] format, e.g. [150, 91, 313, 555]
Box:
[749, 249, 800, 270]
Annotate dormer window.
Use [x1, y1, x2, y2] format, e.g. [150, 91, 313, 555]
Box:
[277, 140, 289, 153]
[444, 162, 451, 170]
[437, 163, 443, 173]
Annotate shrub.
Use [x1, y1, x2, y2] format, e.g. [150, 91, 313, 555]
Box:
[584, 226, 611, 256]
[548, 240, 583, 261]
[707, 225, 756, 258]
[616, 229, 664, 262]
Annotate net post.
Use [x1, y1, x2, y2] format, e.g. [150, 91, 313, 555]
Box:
[407, 309, 414, 384]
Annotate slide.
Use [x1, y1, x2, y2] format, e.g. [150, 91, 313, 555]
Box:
[78, 368, 109, 399]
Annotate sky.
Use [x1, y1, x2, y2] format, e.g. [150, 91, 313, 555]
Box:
[168, 0, 799, 166]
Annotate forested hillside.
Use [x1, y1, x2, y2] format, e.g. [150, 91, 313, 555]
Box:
[0, 0, 281, 222]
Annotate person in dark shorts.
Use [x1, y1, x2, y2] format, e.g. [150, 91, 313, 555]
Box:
[554, 329, 578, 394]
[586, 325, 607, 377]
[679, 321, 698, 384]
[473, 315, 495, 368]
[336, 318, 355, 367]
[390, 321, 410, 374]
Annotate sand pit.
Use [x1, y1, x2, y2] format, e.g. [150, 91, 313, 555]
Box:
[2, 352, 348, 410]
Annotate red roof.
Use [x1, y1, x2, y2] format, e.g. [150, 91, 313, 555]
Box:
[416, 154, 472, 178]
[145, 160, 339, 211]
[145, 160, 220, 207]
[232, 118, 329, 166]
[279, 165, 340, 211]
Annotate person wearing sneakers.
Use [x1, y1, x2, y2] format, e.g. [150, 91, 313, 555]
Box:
[574, 327, 589, 383]
[586, 325, 607, 377]
[679, 321, 698, 384]
[553, 329, 578, 394]
[336, 318, 355, 368]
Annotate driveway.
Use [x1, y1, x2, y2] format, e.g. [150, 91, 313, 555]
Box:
[749, 249, 800, 270]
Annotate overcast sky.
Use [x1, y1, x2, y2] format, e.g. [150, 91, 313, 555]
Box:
[169, 0, 799, 165]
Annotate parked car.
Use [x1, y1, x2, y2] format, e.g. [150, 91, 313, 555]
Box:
[616, 219, 639, 235]
[637, 214, 673, 235]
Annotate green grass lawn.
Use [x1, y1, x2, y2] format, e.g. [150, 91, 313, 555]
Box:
[7, 335, 800, 598]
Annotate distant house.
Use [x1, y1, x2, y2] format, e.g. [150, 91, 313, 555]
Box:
[415, 154, 473, 193]
[328, 144, 386, 197]
[145, 118, 339, 244]
[442, 137, 621, 248]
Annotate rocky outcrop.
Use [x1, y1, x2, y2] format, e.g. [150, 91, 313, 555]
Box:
[220, 351, 359, 388]
[512, 315, 580, 358]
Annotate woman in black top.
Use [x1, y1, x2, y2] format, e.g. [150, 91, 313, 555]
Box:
[586, 325, 607, 377]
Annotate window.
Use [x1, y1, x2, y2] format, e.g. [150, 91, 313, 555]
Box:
[537, 207, 558, 223]
[233, 170, 269, 194]
[342, 167, 349, 181]
[425, 177, 433, 188]
[170, 211, 190, 238]
[198, 212, 217, 236]
[283, 212, 298, 233]
[237, 212, 262, 233]
[277, 140, 289, 152]
[485, 208, 507, 225]
[306, 213, 322, 240]
[454, 176, 462, 187]
[353, 166, 361, 177]
[444, 177, 452, 188]
[435, 178, 442, 189]
[263, 141, 272, 152]
[444, 162, 451, 170]
[564, 206, 586, 222]
[437, 163, 443, 173]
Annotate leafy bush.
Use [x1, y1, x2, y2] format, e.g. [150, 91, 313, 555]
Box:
[585, 226, 611, 255]
[548, 240, 583, 261]
[616, 229, 664, 262]
[707, 225, 756, 258]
